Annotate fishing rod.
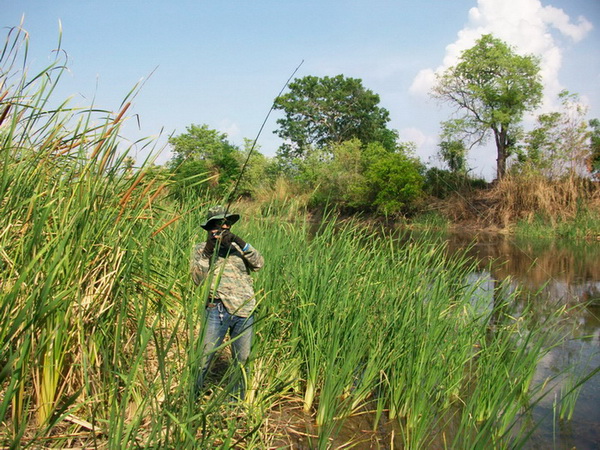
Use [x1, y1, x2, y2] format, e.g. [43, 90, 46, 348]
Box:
[223, 60, 304, 216]
[155, 61, 301, 238]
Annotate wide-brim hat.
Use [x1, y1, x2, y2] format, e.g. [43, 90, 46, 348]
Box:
[200, 205, 240, 230]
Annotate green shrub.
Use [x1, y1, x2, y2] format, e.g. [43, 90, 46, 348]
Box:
[307, 140, 425, 216]
[424, 167, 487, 199]
[363, 148, 424, 215]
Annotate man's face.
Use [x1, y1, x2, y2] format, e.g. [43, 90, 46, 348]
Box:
[209, 220, 230, 237]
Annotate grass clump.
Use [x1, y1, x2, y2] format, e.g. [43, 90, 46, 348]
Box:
[491, 173, 600, 231]
[410, 210, 450, 230]
[515, 208, 600, 239]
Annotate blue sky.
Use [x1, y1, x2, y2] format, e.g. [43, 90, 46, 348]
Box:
[3, 0, 599, 179]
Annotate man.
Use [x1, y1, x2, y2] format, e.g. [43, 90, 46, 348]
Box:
[190, 205, 264, 399]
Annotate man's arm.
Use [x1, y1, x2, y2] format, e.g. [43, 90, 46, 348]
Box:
[220, 230, 264, 272]
[235, 243, 264, 272]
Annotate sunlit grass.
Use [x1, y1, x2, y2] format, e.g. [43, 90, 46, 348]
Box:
[515, 209, 600, 239]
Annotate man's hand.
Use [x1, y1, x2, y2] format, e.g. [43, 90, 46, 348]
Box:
[203, 232, 218, 257]
[219, 229, 247, 251]
[204, 229, 247, 258]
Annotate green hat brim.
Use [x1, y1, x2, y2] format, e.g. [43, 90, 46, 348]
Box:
[200, 213, 240, 230]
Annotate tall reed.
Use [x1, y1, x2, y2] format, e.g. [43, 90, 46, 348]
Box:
[234, 209, 570, 448]
[0, 26, 236, 448]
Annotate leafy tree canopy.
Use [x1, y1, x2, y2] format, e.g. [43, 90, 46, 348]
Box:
[438, 121, 468, 174]
[518, 91, 591, 178]
[168, 124, 235, 165]
[588, 118, 600, 179]
[167, 123, 242, 198]
[273, 75, 398, 159]
[433, 34, 543, 180]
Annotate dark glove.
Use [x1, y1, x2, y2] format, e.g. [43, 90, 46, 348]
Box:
[203, 233, 217, 257]
[219, 230, 247, 251]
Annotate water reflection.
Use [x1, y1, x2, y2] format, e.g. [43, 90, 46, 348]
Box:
[446, 232, 600, 291]
[443, 231, 600, 449]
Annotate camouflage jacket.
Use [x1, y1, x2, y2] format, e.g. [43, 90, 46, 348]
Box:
[190, 241, 264, 317]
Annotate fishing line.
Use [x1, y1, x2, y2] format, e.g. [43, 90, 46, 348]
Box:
[203, 61, 304, 288]
[224, 60, 304, 216]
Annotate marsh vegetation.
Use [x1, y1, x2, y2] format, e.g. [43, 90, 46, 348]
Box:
[1, 26, 598, 449]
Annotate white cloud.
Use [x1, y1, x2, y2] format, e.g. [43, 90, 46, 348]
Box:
[401, 127, 434, 148]
[539, 6, 593, 42]
[218, 119, 241, 141]
[409, 68, 436, 96]
[401, 127, 439, 165]
[410, 0, 594, 111]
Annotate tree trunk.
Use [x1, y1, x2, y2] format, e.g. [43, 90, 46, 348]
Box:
[494, 126, 508, 181]
[496, 146, 506, 180]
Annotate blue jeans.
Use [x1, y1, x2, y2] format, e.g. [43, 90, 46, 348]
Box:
[196, 301, 254, 399]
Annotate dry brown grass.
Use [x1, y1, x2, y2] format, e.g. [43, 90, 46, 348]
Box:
[490, 174, 599, 227]
[239, 177, 312, 221]
[435, 174, 600, 231]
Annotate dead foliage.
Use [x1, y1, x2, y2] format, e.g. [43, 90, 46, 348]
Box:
[433, 174, 600, 230]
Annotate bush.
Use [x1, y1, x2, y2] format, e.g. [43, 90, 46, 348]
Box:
[363, 149, 425, 215]
[169, 159, 213, 202]
[424, 168, 487, 199]
[307, 140, 425, 216]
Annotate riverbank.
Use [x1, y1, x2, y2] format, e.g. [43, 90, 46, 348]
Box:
[410, 174, 600, 239]
[245, 172, 600, 239]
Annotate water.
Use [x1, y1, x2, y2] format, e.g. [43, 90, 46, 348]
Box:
[444, 231, 600, 449]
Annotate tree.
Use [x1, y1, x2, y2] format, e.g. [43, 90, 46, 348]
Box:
[167, 124, 241, 197]
[168, 124, 233, 166]
[519, 91, 591, 178]
[438, 140, 467, 173]
[433, 34, 543, 180]
[438, 121, 468, 173]
[587, 118, 600, 179]
[273, 75, 398, 159]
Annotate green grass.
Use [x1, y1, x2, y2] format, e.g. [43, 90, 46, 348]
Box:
[515, 208, 600, 240]
[0, 26, 587, 449]
[410, 210, 450, 230]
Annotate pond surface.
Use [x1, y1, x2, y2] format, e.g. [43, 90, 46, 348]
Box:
[444, 231, 600, 449]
